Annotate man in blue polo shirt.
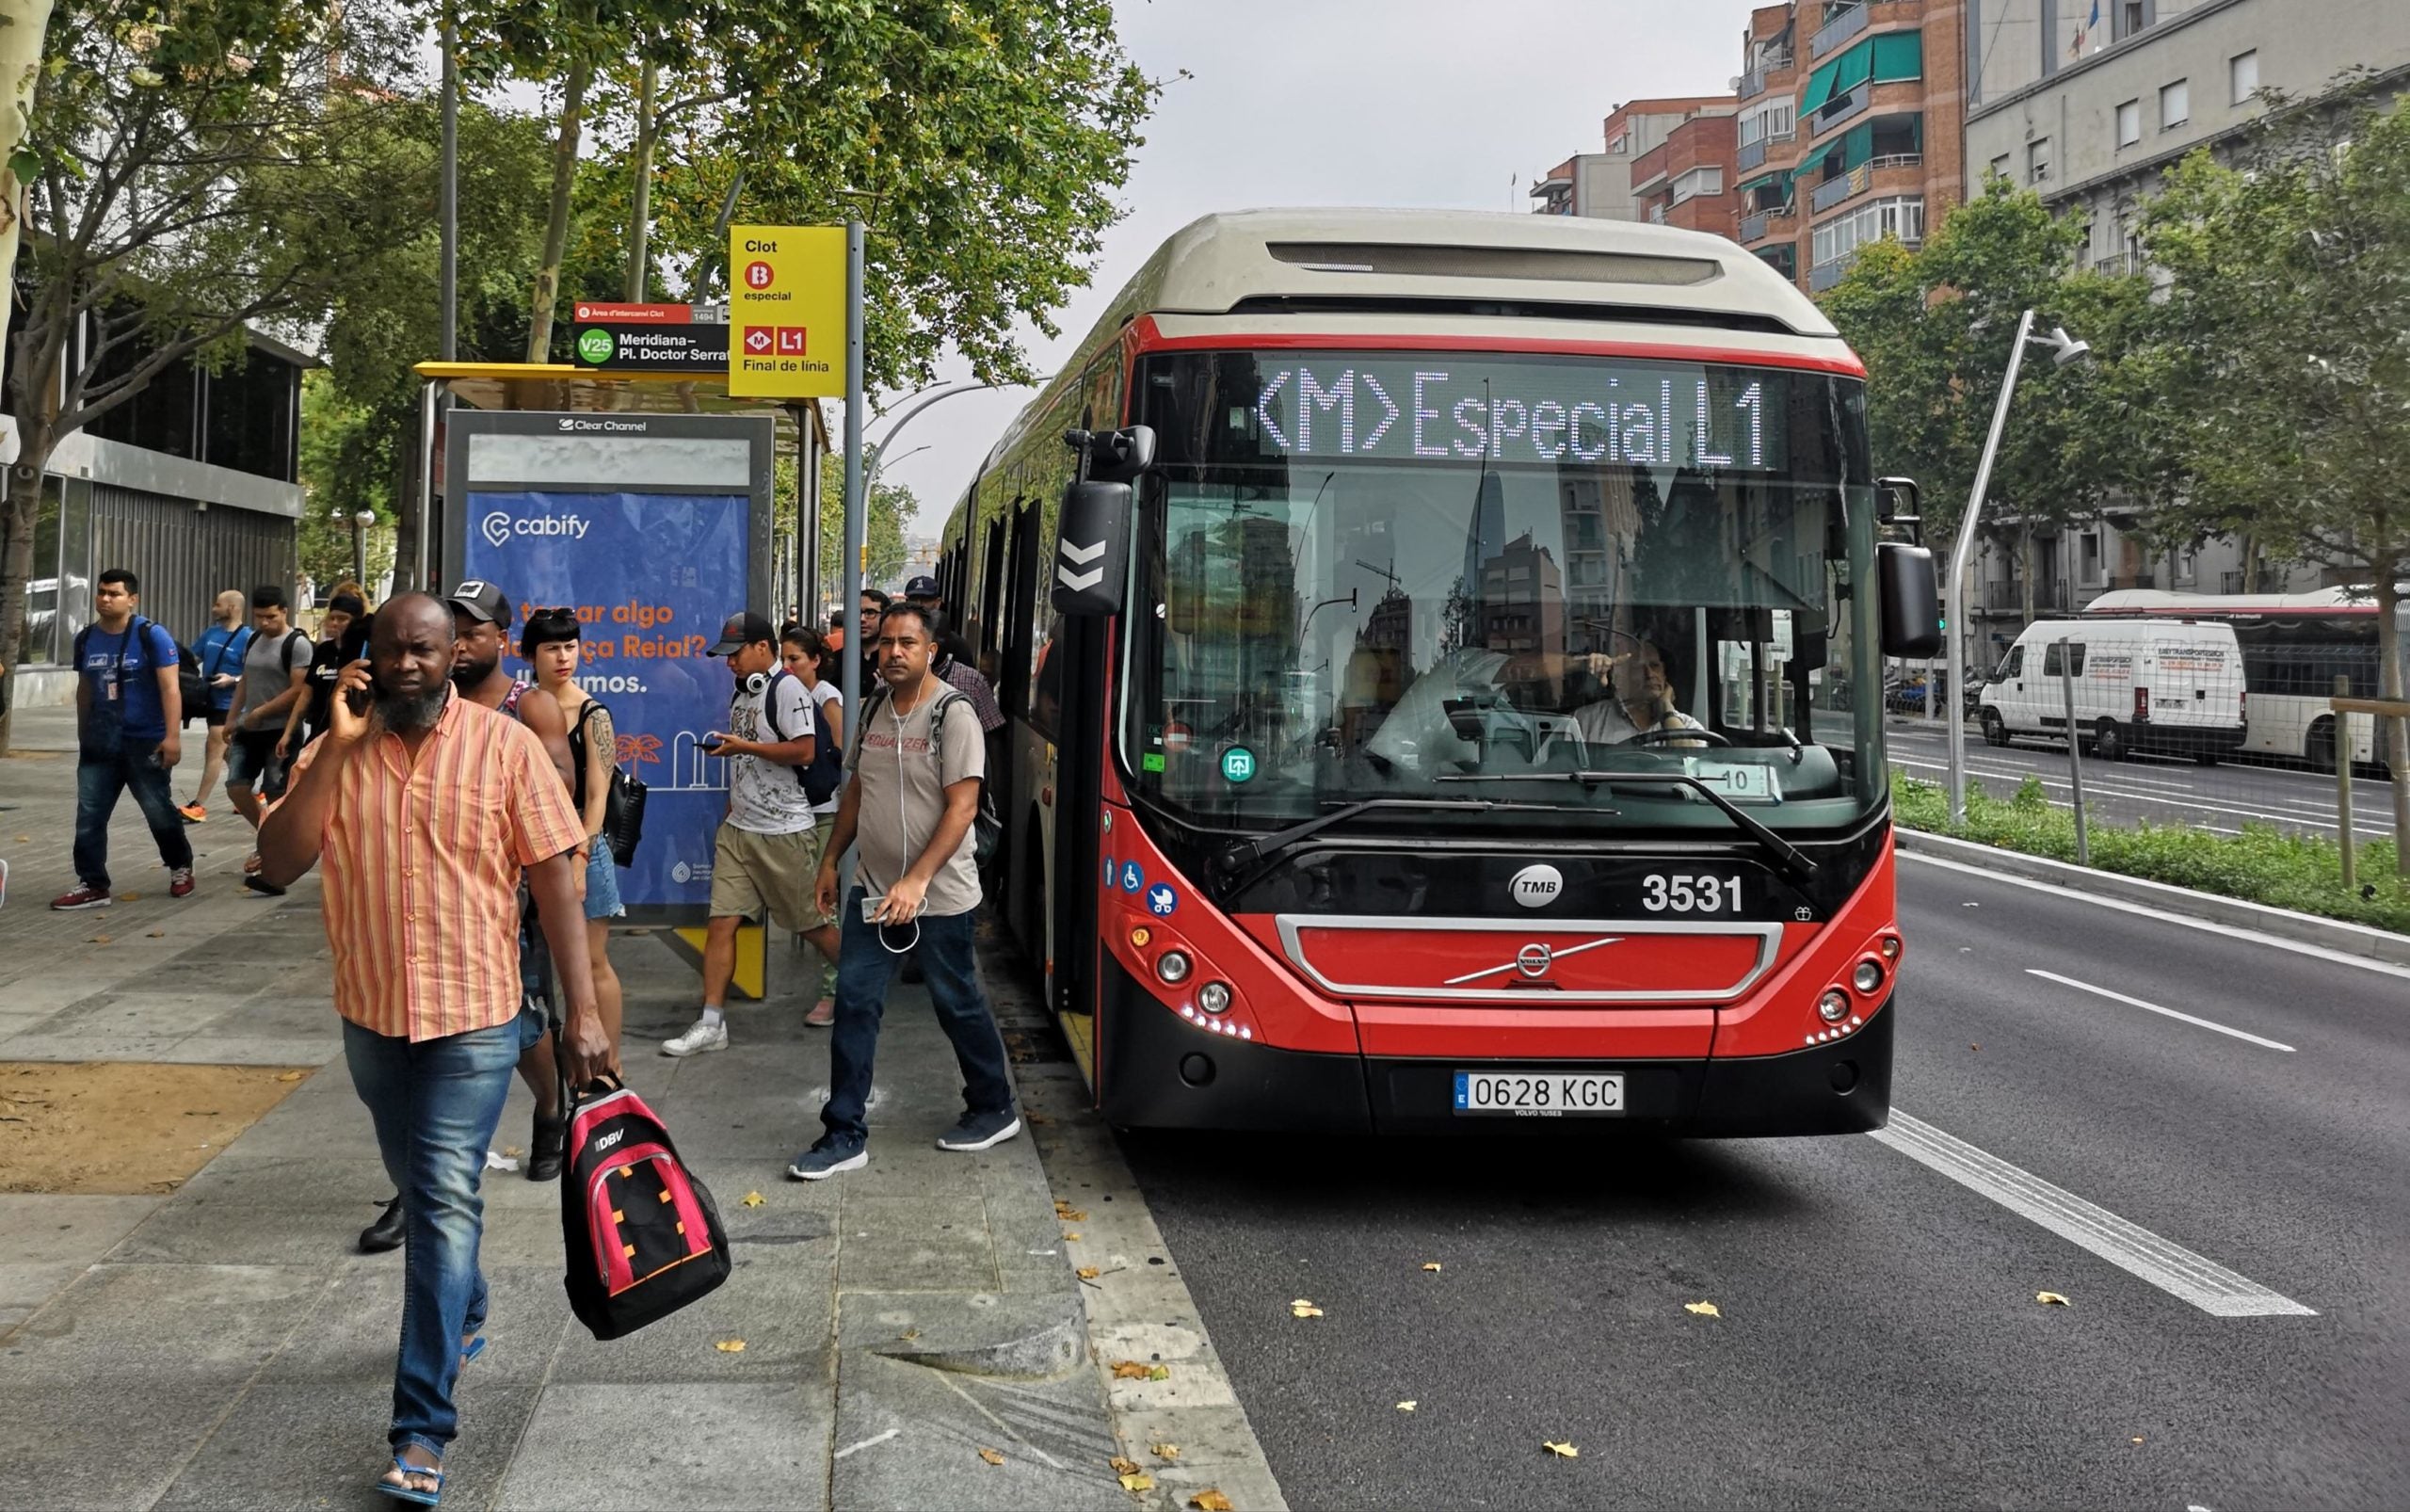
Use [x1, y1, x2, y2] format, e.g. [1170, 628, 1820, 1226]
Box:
[53, 568, 196, 909]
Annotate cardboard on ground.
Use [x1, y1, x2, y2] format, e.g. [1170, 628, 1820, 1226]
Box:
[729, 224, 847, 398]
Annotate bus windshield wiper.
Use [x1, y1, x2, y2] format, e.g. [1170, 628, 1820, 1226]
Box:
[1435, 770, 1817, 883]
[1211, 796, 1593, 891]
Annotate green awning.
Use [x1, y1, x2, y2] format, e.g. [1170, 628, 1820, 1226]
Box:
[1872, 29, 1924, 81]
[1800, 57, 1840, 112]
[1792, 137, 1840, 174]
[1736, 169, 1791, 195]
[1833, 41, 1875, 93]
[1840, 121, 1875, 170]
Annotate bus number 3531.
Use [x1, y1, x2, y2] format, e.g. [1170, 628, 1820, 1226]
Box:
[1640, 874, 1743, 913]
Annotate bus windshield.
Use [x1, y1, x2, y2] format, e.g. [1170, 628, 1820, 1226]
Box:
[1122, 349, 1887, 832]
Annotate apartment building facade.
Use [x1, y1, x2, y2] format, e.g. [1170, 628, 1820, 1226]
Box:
[1956, 0, 2410, 647]
[1728, 1, 1969, 294]
[1530, 97, 1739, 222]
[1633, 109, 1742, 235]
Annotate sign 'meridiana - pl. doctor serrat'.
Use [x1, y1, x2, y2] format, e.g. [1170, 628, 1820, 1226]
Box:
[727, 224, 847, 399]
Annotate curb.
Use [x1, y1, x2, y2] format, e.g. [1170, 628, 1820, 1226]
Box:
[1895, 828, 2410, 968]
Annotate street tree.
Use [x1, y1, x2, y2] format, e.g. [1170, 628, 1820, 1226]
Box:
[807, 448, 911, 596]
[2137, 83, 2410, 867]
[0, 0, 417, 746]
[0, 0, 58, 374]
[1821, 181, 2154, 635]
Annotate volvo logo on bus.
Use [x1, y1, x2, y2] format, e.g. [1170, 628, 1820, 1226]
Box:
[1509, 864, 1564, 909]
[1515, 943, 1553, 979]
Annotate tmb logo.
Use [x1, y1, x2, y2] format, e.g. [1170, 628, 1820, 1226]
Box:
[1509, 863, 1564, 909]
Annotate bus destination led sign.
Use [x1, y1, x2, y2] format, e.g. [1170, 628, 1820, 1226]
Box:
[1251, 360, 1783, 471]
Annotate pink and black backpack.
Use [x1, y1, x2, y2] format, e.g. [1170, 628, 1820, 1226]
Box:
[560, 1076, 731, 1339]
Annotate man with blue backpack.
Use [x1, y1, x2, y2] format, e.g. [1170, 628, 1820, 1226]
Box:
[53, 568, 196, 909]
[663, 611, 843, 1057]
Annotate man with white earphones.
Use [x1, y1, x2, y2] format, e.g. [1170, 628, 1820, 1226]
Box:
[789, 602, 1017, 1179]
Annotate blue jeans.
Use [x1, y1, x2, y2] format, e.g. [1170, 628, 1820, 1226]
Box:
[344, 1015, 523, 1458]
[819, 889, 1014, 1148]
[72, 734, 192, 892]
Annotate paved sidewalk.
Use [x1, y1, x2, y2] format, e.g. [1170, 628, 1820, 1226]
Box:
[0, 710, 1147, 1511]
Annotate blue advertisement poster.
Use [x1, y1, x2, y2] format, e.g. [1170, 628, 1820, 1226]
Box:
[459, 489, 747, 909]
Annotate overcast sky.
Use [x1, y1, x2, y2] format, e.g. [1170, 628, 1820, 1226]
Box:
[864, 0, 1772, 553]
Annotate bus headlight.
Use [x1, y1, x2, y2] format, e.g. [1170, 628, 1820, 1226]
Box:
[1853, 960, 1885, 995]
[1196, 981, 1232, 1015]
[1819, 989, 1851, 1023]
[1879, 934, 1902, 962]
[1156, 951, 1192, 986]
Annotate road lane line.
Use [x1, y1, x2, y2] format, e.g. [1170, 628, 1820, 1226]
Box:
[1871, 1112, 2317, 1318]
[2025, 969, 2297, 1052]
[1898, 850, 2410, 982]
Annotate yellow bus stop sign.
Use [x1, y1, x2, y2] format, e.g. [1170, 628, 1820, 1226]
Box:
[728, 224, 847, 398]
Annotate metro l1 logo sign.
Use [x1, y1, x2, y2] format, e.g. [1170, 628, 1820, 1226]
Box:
[728, 224, 845, 398]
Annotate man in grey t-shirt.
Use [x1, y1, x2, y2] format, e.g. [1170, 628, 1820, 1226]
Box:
[220, 583, 313, 893]
[789, 603, 1016, 1179]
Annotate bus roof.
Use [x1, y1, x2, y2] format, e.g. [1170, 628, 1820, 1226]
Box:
[1115, 208, 1838, 338]
[2085, 587, 2397, 618]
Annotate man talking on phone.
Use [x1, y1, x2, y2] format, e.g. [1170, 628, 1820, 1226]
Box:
[258, 594, 610, 1504]
[788, 602, 1016, 1180]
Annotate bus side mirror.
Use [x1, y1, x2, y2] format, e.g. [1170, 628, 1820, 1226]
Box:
[1876, 475, 1923, 544]
[1877, 541, 1943, 657]
[1066, 425, 1157, 484]
[1052, 479, 1132, 619]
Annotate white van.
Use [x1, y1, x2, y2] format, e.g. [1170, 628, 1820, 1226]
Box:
[1976, 619, 2246, 764]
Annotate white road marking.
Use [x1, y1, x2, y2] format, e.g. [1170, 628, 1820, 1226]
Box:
[1872, 1112, 2317, 1318]
[2026, 968, 2297, 1052]
[1898, 850, 2410, 983]
[833, 1428, 901, 1459]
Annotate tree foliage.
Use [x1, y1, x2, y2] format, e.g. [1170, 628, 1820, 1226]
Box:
[1, 0, 418, 731]
[803, 448, 911, 597]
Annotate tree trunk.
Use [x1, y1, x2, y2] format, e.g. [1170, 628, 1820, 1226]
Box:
[0, 424, 56, 753]
[524, 53, 593, 363]
[2018, 523, 2035, 627]
[0, 0, 55, 366]
[2373, 564, 2409, 879]
[622, 58, 656, 303]
[2241, 534, 2260, 594]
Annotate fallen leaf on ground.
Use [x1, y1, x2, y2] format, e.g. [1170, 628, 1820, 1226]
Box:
[275, 1070, 306, 1083]
[1543, 1440, 1580, 1458]
[1685, 1301, 1721, 1317]
[1118, 1472, 1155, 1493]
[2036, 1292, 2071, 1306]
[1054, 1200, 1087, 1221]
[1396, 1400, 1418, 1412]
[741, 1191, 765, 1208]
[2131, 1437, 2145, 1445]
[88, 935, 111, 945]
[1422, 1262, 1442, 1272]
[1076, 1266, 1101, 1280]
[147, 929, 166, 939]
[977, 1447, 1004, 1466]
[899, 1328, 920, 1342]
[1290, 1298, 1324, 1318]
[502, 1147, 523, 1159]
[1149, 1364, 1170, 1380]
[1110, 1360, 1153, 1380]
[714, 1339, 746, 1353]
[1190, 1492, 1234, 1512]
[1064, 1231, 1084, 1240]
[1149, 1443, 1180, 1461]
[115, 893, 140, 902]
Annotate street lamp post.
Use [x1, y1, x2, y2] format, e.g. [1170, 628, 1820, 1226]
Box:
[1946, 309, 2091, 825]
[349, 510, 376, 588]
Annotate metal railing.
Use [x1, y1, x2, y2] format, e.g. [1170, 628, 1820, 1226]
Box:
[1739, 52, 1791, 100]
[1740, 206, 1795, 243]
[2221, 570, 2247, 593]
[1738, 137, 1769, 172]
[1812, 1, 1870, 56]
[1809, 172, 1856, 214]
[1813, 80, 1872, 134]
[1811, 154, 1922, 213]
[1808, 257, 1853, 293]
[1984, 580, 2025, 612]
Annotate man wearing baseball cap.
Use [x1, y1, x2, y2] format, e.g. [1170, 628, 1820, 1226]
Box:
[662, 610, 836, 1057]
[901, 575, 975, 668]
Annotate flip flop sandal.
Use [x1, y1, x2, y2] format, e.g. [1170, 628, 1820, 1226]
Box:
[374, 1456, 443, 1506]
[460, 1335, 486, 1369]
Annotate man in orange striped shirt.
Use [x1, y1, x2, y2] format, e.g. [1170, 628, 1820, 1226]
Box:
[260, 593, 614, 1504]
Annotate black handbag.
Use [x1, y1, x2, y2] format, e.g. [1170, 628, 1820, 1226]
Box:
[602, 763, 647, 867]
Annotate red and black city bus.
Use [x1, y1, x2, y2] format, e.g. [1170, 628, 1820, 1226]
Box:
[936, 209, 1940, 1134]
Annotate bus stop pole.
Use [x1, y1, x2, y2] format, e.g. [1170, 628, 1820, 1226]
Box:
[840, 219, 866, 718]
[2336, 674, 2356, 894]
[2061, 636, 2088, 866]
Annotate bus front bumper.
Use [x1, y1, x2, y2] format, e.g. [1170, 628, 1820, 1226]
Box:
[1096, 956, 1894, 1137]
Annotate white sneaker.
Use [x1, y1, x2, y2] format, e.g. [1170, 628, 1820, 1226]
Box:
[661, 1018, 729, 1057]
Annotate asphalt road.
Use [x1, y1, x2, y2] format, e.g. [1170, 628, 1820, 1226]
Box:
[1880, 717, 2376, 839]
[1120, 858, 2410, 1509]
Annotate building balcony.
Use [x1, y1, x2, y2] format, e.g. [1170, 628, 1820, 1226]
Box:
[1808, 153, 1921, 213]
[2221, 570, 2247, 594]
[1741, 205, 1796, 244]
[1739, 53, 1792, 102]
[1811, 2, 1870, 56]
[1737, 137, 1768, 173]
[1983, 580, 2025, 613]
[1812, 79, 1872, 135]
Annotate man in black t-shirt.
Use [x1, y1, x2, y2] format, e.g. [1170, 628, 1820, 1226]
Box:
[281, 593, 366, 755]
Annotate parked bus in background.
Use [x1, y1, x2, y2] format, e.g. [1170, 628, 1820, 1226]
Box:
[2086, 587, 2410, 772]
[935, 210, 1940, 1135]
